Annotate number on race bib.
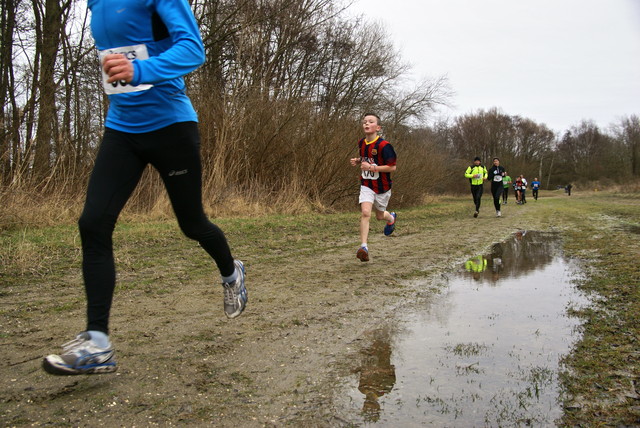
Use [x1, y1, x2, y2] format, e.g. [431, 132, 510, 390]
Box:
[99, 44, 153, 95]
[110, 80, 130, 88]
[362, 169, 379, 180]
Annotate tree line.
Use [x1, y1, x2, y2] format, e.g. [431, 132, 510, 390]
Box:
[429, 109, 640, 192]
[1, 0, 638, 218]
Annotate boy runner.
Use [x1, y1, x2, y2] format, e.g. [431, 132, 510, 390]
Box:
[350, 113, 397, 262]
[464, 157, 487, 217]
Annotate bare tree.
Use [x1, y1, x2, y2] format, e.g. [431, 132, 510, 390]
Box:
[613, 115, 640, 177]
[31, 0, 72, 182]
[0, 0, 21, 184]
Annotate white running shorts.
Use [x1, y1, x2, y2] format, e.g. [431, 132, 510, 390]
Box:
[359, 185, 392, 212]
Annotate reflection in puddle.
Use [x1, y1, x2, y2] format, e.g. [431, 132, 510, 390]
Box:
[339, 231, 590, 426]
[354, 328, 397, 422]
[467, 230, 564, 283]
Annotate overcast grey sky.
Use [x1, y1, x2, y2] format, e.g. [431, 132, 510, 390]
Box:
[348, 0, 640, 133]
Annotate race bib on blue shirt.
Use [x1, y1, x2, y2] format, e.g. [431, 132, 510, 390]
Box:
[99, 44, 153, 94]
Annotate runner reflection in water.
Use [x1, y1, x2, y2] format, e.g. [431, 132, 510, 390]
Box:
[355, 329, 396, 422]
[465, 255, 488, 281]
[490, 242, 504, 282]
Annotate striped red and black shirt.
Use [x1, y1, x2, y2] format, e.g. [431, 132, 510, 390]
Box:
[358, 136, 397, 194]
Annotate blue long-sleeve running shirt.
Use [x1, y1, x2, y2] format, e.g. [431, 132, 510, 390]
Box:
[88, 0, 205, 133]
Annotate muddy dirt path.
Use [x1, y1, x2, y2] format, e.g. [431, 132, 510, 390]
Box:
[0, 194, 588, 426]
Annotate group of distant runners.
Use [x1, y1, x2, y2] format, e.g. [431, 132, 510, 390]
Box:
[464, 158, 542, 218]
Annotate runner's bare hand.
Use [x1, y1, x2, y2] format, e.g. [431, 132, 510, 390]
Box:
[103, 54, 134, 84]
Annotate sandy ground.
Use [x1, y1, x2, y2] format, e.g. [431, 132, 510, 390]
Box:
[0, 193, 601, 426]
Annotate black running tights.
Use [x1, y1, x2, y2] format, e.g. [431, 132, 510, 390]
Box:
[491, 182, 504, 211]
[470, 185, 483, 211]
[78, 122, 234, 334]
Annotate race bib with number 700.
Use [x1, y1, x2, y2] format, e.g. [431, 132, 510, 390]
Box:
[99, 44, 153, 95]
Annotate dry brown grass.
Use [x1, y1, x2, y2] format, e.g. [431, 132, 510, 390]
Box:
[5, 175, 636, 233]
[0, 177, 338, 231]
[0, 188, 84, 229]
[0, 231, 43, 276]
[570, 178, 640, 193]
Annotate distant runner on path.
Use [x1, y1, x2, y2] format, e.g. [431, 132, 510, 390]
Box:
[464, 157, 487, 218]
[502, 172, 512, 205]
[520, 174, 529, 204]
[350, 113, 397, 262]
[531, 178, 541, 200]
[487, 157, 506, 217]
[514, 175, 525, 204]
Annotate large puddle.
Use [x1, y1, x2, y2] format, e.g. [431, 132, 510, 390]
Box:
[337, 231, 590, 426]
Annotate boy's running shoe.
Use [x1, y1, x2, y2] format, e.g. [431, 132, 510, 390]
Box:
[383, 212, 397, 236]
[223, 260, 247, 318]
[356, 246, 369, 262]
[474, 211, 479, 218]
[42, 332, 117, 375]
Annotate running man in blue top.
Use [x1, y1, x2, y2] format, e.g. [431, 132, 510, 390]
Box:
[531, 178, 541, 200]
[43, 0, 247, 376]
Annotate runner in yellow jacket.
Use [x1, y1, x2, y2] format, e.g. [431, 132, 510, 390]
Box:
[464, 156, 488, 218]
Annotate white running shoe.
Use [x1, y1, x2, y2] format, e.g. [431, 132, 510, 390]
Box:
[43, 332, 117, 375]
[223, 260, 247, 318]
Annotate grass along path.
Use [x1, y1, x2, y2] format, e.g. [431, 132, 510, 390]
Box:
[0, 190, 638, 426]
